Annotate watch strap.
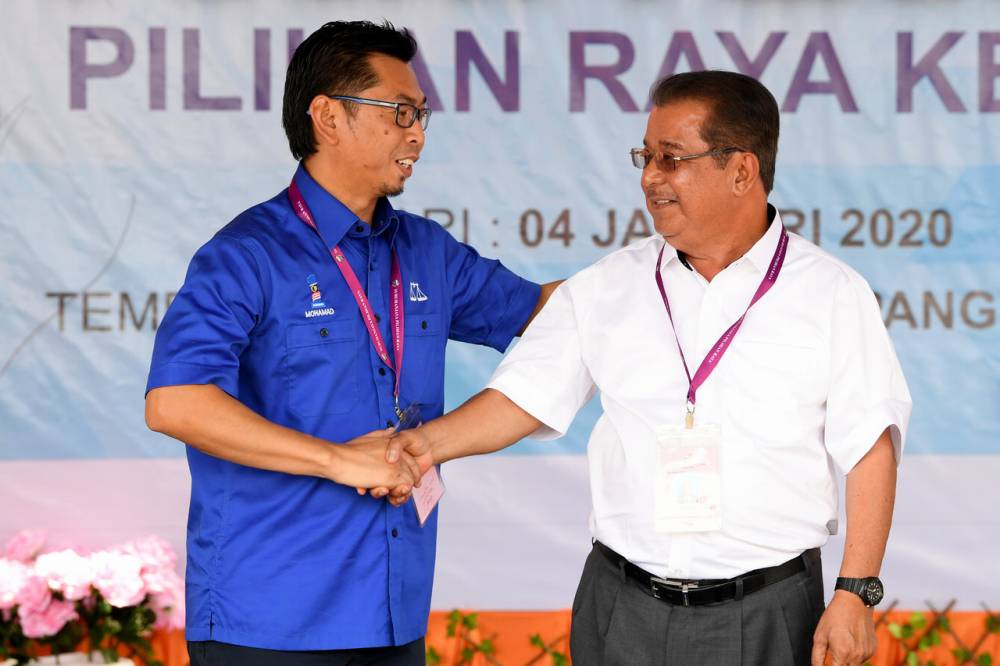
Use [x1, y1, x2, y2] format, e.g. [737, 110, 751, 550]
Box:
[835, 576, 881, 607]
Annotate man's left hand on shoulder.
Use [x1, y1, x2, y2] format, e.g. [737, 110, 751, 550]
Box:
[811, 590, 878, 666]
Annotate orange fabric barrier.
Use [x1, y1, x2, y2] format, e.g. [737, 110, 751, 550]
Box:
[135, 610, 998, 665]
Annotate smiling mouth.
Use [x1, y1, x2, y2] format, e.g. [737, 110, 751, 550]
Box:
[648, 196, 678, 208]
[395, 158, 415, 178]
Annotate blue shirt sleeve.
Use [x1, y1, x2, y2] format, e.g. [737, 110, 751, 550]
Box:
[145, 233, 265, 398]
[443, 233, 541, 351]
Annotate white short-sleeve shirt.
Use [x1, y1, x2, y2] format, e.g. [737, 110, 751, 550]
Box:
[487, 208, 912, 579]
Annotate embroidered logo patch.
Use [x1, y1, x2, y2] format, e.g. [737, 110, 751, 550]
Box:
[409, 281, 428, 302]
[306, 274, 326, 308]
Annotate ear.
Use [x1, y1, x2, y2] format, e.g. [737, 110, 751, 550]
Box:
[308, 95, 341, 149]
[731, 151, 760, 197]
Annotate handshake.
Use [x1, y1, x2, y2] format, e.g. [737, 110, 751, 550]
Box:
[332, 426, 434, 506]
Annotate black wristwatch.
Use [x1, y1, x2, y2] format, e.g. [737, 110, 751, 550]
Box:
[835, 576, 884, 607]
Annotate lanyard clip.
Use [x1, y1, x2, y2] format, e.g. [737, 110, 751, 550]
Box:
[394, 396, 404, 420]
[685, 401, 695, 430]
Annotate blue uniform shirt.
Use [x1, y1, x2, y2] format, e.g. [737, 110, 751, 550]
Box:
[146, 164, 540, 650]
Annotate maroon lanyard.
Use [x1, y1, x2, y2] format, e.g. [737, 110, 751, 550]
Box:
[655, 228, 789, 428]
[288, 180, 405, 417]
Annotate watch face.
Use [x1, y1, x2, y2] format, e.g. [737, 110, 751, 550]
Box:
[863, 578, 884, 606]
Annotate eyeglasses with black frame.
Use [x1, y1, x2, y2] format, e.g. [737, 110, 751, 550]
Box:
[629, 146, 745, 171]
[327, 95, 432, 130]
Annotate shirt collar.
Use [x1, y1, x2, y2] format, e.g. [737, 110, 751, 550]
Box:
[672, 203, 781, 273]
[291, 162, 399, 247]
[741, 204, 782, 273]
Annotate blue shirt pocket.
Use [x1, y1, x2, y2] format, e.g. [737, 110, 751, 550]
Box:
[402, 312, 445, 405]
[284, 318, 359, 418]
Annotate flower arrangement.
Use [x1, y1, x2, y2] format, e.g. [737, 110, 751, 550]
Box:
[0, 530, 184, 665]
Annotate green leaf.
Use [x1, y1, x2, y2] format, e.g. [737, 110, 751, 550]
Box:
[480, 638, 495, 655]
[987, 615, 1000, 633]
[530, 633, 545, 649]
[888, 623, 904, 639]
[906, 651, 919, 666]
[426, 647, 441, 665]
[918, 635, 931, 651]
[929, 629, 941, 646]
[909, 612, 927, 630]
[937, 616, 951, 631]
[100, 647, 119, 663]
[446, 610, 462, 637]
[978, 653, 993, 666]
[553, 654, 568, 666]
[106, 618, 123, 636]
[460, 646, 475, 663]
[901, 624, 915, 639]
[954, 648, 972, 660]
[463, 613, 479, 630]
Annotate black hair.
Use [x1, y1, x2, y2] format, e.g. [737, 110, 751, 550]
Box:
[282, 20, 418, 160]
[651, 71, 779, 193]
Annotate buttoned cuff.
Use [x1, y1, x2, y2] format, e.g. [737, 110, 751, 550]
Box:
[484, 278, 541, 352]
[145, 361, 239, 399]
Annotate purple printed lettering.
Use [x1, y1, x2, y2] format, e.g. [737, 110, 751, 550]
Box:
[456, 31, 520, 111]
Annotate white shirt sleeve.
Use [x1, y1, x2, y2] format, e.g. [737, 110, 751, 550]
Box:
[824, 268, 912, 472]
[486, 281, 597, 440]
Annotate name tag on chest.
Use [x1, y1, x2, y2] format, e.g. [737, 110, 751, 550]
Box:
[654, 424, 723, 533]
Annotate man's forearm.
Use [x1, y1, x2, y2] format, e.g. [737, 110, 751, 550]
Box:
[145, 384, 406, 487]
[839, 428, 898, 577]
[421, 389, 543, 464]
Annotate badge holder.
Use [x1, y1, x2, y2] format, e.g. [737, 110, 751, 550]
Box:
[654, 423, 722, 533]
[395, 403, 445, 527]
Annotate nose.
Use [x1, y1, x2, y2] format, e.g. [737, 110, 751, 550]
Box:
[641, 160, 666, 191]
[406, 119, 425, 151]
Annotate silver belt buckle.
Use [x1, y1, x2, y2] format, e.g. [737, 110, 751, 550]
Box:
[651, 577, 699, 606]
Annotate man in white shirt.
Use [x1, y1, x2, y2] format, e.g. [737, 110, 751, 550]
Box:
[385, 71, 910, 666]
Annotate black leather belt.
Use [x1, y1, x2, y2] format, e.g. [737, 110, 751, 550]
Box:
[595, 540, 819, 607]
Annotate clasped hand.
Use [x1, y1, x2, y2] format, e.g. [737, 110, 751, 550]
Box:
[339, 427, 432, 506]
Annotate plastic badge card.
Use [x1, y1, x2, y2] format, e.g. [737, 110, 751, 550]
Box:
[395, 404, 445, 527]
[654, 423, 722, 533]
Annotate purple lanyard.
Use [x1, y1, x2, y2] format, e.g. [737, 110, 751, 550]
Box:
[655, 228, 789, 428]
[288, 180, 405, 417]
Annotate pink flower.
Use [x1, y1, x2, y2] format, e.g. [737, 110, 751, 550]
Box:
[34, 549, 93, 601]
[14, 573, 51, 614]
[19, 597, 78, 638]
[148, 570, 185, 630]
[5, 529, 47, 563]
[123, 535, 177, 573]
[90, 550, 146, 607]
[0, 558, 30, 610]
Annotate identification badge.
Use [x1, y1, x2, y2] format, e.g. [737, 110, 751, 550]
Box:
[394, 403, 445, 527]
[654, 424, 722, 533]
[412, 466, 445, 527]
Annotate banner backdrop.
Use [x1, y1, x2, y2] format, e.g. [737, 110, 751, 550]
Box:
[1, 1, 998, 610]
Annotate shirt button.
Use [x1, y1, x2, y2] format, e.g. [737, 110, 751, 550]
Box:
[319, 328, 329, 338]
[355, 225, 363, 233]
[378, 367, 386, 376]
[420, 320, 428, 330]
[391, 528, 399, 538]
[386, 419, 394, 428]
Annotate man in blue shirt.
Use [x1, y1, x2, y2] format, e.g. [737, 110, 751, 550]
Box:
[145, 21, 556, 665]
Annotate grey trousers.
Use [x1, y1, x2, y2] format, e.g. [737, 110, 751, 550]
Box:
[570, 544, 825, 665]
